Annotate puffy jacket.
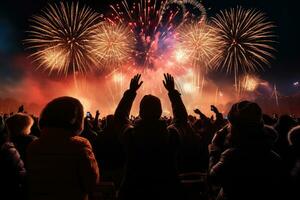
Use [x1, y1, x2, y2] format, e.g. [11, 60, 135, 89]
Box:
[0, 142, 26, 200]
[27, 130, 99, 200]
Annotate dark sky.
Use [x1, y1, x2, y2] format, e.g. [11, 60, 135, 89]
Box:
[0, 0, 299, 95]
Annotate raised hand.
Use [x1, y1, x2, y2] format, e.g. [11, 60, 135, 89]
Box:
[194, 108, 202, 115]
[163, 73, 175, 92]
[18, 105, 24, 113]
[130, 74, 143, 92]
[211, 105, 219, 114]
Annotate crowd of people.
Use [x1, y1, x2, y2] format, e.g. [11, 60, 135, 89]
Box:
[0, 73, 299, 200]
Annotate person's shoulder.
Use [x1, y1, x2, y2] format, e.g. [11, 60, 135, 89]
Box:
[221, 148, 239, 158]
[71, 136, 92, 149]
[122, 125, 134, 142]
[269, 150, 282, 161]
[124, 125, 134, 134]
[1, 142, 15, 152]
[28, 134, 38, 141]
[167, 124, 179, 134]
[0, 142, 20, 158]
[26, 138, 42, 153]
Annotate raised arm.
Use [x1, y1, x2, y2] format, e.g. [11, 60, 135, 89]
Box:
[211, 105, 225, 127]
[194, 108, 210, 121]
[114, 74, 143, 130]
[163, 73, 188, 124]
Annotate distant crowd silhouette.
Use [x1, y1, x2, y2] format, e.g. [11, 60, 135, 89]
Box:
[0, 73, 299, 200]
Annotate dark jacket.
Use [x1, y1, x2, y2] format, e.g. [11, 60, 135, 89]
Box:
[11, 134, 37, 164]
[0, 142, 26, 200]
[168, 90, 205, 172]
[209, 145, 283, 200]
[27, 129, 99, 200]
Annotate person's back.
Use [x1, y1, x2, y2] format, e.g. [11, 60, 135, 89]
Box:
[28, 132, 97, 200]
[122, 119, 179, 186]
[115, 74, 183, 199]
[27, 97, 99, 200]
[212, 146, 282, 200]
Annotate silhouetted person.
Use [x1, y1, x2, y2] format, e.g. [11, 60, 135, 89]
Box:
[6, 113, 37, 163]
[0, 127, 26, 200]
[274, 115, 298, 157]
[27, 97, 99, 200]
[165, 81, 204, 173]
[287, 125, 300, 199]
[80, 116, 98, 147]
[209, 101, 284, 200]
[115, 74, 183, 200]
[94, 114, 125, 188]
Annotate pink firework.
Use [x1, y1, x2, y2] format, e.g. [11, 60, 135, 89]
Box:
[107, 0, 206, 69]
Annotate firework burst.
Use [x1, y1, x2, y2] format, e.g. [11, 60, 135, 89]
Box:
[25, 1, 102, 76]
[176, 22, 222, 69]
[91, 22, 135, 69]
[212, 6, 276, 84]
[162, 0, 207, 22]
[107, 0, 206, 68]
[240, 74, 259, 92]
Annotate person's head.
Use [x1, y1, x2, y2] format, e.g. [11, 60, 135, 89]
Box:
[228, 101, 263, 128]
[227, 101, 264, 145]
[288, 125, 300, 148]
[276, 114, 297, 133]
[39, 96, 84, 135]
[6, 113, 34, 137]
[139, 95, 162, 121]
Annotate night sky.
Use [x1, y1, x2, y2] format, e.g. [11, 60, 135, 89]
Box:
[0, 0, 299, 95]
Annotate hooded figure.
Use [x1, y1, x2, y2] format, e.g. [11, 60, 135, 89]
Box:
[27, 97, 99, 200]
[209, 101, 284, 200]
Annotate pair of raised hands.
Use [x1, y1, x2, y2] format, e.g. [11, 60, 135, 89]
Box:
[194, 105, 219, 116]
[129, 73, 175, 92]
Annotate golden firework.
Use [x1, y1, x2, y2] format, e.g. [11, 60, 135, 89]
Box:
[25, 1, 102, 76]
[91, 22, 135, 68]
[241, 74, 259, 92]
[176, 22, 223, 69]
[212, 7, 275, 76]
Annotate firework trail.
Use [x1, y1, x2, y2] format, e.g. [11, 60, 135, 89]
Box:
[91, 22, 135, 69]
[25, 1, 102, 76]
[212, 6, 275, 88]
